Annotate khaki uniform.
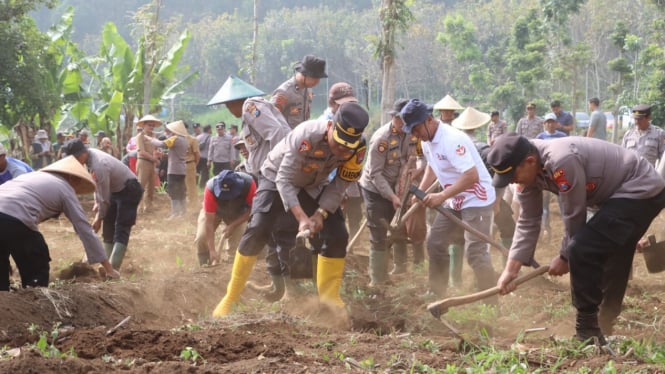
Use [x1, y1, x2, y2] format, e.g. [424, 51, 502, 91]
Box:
[487, 120, 508, 144]
[237, 118, 365, 260]
[241, 97, 291, 177]
[359, 121, 423, 246]
[271, 77, 311, 128]
[136, 131, 157, 211]
[185, 135, 200, 207]
[512, 137, 665, 333]
[516, 116, 544, 139]
[621, 124, 665, 166]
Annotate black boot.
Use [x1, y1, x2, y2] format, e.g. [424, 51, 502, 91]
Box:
[576, 311, 607, 346]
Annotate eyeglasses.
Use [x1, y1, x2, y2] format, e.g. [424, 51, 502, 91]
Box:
[526, 107, 535, 110]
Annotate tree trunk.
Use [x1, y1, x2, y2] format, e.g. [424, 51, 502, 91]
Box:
[250, 0, 259, 85]
[379, 0, 397, 125]
[14, 121, 33, 163]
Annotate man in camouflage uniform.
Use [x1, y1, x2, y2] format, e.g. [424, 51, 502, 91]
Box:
[489, 133, 665, 345]
[271, 55, 327, 128]
[212, 102, 369, 318]
[621, 104, 665, 167]
[359, 98, 425, 287]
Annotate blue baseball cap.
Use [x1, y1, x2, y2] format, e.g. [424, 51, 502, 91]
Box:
[211, 170, 253, 200]
[400, 99, 433, 134]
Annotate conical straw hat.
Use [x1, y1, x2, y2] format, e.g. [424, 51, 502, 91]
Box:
[166, 120, 188, 137]
[41, 156, 96, 195]
[433, 94, 464, 111]
[452, 107, 491, 130]
[207, 75, 265, 106]
[136, 114, 162, 128]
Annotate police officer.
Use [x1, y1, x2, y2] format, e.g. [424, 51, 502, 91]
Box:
[208, 123, 234, 176]
[207, 75, 292, 300]
[621, 104, 665, 167]
[488, 133, 665, 344]
[63, 139, 144, 270]
[401, 99, 497, 299]
[196, 124, 212, 189]
[359, 98, 424, 286]
[212, 102, 369, 318]
[271, 55, 327, 128]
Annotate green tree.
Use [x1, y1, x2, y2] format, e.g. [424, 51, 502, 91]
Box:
[0, 0, 60, 156]
[493, 10, 547, 122]
[377, 0, 414, 123]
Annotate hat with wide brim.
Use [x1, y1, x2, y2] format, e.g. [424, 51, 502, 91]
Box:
[452, 107, 491, 130]
[166, 120, 188, 137]
[41, 155, 96, 195]
[207, 75, 265, 106]
[433, 95, 464, 111]
[294, 55, 328, 78]
[137, 114, 162, 128]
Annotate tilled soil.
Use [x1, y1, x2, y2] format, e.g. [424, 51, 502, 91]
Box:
[1, 194, 664, 372]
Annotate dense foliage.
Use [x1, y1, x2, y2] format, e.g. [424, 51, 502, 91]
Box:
[2, 0, 664, 137]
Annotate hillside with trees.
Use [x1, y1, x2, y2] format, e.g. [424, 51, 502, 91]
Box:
[2, 0, 664, 149]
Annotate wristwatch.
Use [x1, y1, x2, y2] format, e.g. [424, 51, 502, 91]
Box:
[316, 207, 329, 220]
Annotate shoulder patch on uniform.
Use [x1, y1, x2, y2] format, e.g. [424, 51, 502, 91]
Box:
[553, 168, 571, 192]
[552, 168, 565, 180]
[377, 140, 388, 153]
[455, 144, 466, 156]
[245, 102, 261, 118]
[298, 140, 312, 153]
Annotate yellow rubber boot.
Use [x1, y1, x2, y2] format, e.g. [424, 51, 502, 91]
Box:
[316, 256, 346, 308]
[212, 252, 257, 318]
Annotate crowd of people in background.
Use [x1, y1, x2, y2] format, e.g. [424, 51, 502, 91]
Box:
[2, 52, 665, 350]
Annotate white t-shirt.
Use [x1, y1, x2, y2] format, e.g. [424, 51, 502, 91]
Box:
[421, 122, 495, 210]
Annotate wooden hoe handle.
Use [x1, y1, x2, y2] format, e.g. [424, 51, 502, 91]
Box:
[427, 266, 550, 319]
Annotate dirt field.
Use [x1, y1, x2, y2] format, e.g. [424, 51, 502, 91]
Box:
[1, 193, 664, 373]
